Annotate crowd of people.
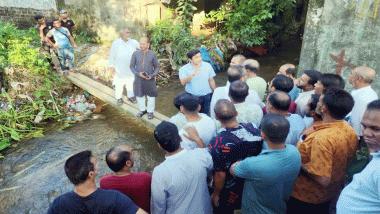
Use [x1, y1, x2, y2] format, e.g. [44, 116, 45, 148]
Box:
[43, 26, 380, 214]
[34, 10, 77, 76]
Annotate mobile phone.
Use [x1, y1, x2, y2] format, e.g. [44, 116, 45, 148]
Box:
[142, 72, 149, 76]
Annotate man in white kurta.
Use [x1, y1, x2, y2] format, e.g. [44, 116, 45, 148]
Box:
[108, 29, 139, 105]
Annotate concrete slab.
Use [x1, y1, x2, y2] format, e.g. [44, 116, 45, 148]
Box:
[66, 72, 169, 129]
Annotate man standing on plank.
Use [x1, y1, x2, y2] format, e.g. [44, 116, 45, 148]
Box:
[108, 29, 139, 106]
[130, 37, 159, 120]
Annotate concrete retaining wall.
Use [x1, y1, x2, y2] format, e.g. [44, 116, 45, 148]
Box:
[299, 0, 380, 93]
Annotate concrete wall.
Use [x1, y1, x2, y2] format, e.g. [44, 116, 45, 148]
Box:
[0, 0, 56, 28]
[299, 0, 380, 93]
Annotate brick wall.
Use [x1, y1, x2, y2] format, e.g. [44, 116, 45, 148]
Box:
[0, 7, 57, 29]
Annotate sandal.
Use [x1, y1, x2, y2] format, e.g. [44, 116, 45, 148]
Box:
[137, 110, 147, 118]
[117, 99, 123, 106]
[147, 112, 154, 120]
[128, 96, 137, 104]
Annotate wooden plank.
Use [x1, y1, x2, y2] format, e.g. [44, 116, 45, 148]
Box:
[66, 73, 169, 128]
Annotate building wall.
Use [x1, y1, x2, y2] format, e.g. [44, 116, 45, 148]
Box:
[298, 0, 380, 93]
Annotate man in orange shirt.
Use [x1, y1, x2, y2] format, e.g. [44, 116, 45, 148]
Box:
[287, 88, 358, 214]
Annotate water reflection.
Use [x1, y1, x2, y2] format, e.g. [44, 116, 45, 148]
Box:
[0, 106, 165, 213]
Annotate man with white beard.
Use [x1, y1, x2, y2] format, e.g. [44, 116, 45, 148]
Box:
[108, 29, 139, 106]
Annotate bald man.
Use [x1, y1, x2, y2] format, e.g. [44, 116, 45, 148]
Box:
[130, 37, 159, 120]
[243, 59, 267, 100]
[207, 99, 262, 214]
[230, 54, 246, 67]
[348, 66, 378, 136]
[100, 145, 152, 213]
[278, 64, 300, 100]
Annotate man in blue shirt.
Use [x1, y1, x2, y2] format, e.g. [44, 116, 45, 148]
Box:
[179, 49, 217, 115]
[151, 121, 213, 214]
[46, 19, 77, 75]
[230, 114, 301, 214]
[337, 99, 380, 214]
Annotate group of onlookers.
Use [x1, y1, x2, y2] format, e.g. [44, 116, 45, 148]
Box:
[46, 38, 380, 213]
[34, 10, 77, 75]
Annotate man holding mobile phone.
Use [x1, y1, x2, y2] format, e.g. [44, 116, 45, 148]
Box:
[130, 37, 159, 120]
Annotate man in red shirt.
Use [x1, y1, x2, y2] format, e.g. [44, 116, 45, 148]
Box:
[100, 145, 151, 213]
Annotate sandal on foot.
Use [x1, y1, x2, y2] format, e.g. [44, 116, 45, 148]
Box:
[137, 110, 147, 118]
[128, 97, 137, 104]
[117, 99, 123, 106]
[147, 112, 154, 120]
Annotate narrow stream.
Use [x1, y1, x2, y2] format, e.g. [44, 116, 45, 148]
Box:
[0, 37, 302, 214]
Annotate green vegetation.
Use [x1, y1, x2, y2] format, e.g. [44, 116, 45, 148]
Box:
[0, 21, 68, 157]
[177, 0, 197, 29]
[148, 18, 203, 70]
[205, 0, 297, 47]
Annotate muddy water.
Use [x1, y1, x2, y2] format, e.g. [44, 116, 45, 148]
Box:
[0, 38, 302, 214]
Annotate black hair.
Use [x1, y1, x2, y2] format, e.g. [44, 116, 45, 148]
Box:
[174, 92, 188, 110]
[272, 75, 294, 93]
[187, 49, 201, 59]
[214, 99, 236, 123]
[309, 94, 321, 112]
[154, 121, 181, 153]
[229, 81, 249, 103]
[105, 147, 131, 172]
[322, 88, 354, 120]
[34, 14, 44, 21]
[64, 150, 94, 185]
[180, 93, 200, 112]
[227, 65, 244, 83]
[268, 91, 291, 111]
[244, 64, 259, 74]
[285, 68, 297, 78]
[261, 114, 290, 144]
[304, 70, 322, 86]
[367, 100, 380, 111]
[319, 74, 345, 92]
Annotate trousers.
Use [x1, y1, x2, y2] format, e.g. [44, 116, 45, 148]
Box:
[57, 47, 74, 71]
[113, 75, 135, 99]
[136, 96, 155, 113]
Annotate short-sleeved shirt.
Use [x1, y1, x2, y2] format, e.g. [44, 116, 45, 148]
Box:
[291, 121, 358, 204]
[234, 102, 263, 127]
[100, 172, 152, 213]
[61, 19, 75, 34]
[246, 76, 267, 100]
[46, 27, 72, 48]
[234, 145, 301, 214]
[151, 148, 213, 214]
[289, 85, 300, 101]
[47, 188, 139, 214]
[179, 114, 216, 150]
[179, 61, 216, 96]
[285, 114, 306, 146]
[336, 152, 380, 214]
[209, 123, 262, 188]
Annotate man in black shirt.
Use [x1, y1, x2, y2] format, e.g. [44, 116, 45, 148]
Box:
[59, 10, 76, 35]
[47, 150, 147, 214]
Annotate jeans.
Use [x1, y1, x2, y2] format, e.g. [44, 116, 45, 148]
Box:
[57, 47, 74, 71]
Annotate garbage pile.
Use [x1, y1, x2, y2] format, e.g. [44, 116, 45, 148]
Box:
[63, 91, 104, 122]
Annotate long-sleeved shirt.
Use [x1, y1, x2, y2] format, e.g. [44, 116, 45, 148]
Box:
[151, 149, 213, 214]
[108, 38, 139, 78]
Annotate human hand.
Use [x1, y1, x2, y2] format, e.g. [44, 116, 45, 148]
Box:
[73, 44, 78, 49]
[53, 44, 60, 49]
[211, 193, 220, 207]
[139, 72, 146, 79]
[183, 125, 203, 146]
[145, 76, 152, 80]
[110, 67, 115, 74]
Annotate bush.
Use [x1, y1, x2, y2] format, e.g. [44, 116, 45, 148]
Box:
[148, 19, 202, 70]
[206, 0, 296, 47]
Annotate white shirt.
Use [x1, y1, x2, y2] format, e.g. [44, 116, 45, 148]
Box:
[108, 38, 139, 78]
[295, 90, 315, 117]
[179, 114, 216, 150]
[210, 85, 265, 119]
[349, 86, 378, 136]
